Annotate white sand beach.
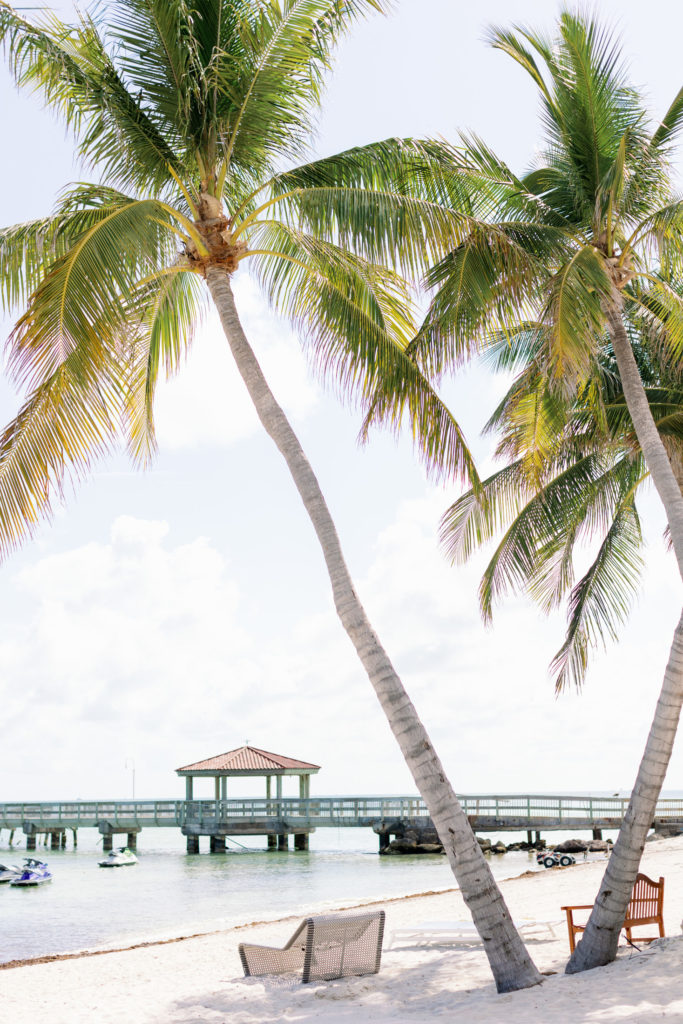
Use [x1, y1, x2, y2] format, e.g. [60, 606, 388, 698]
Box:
[2, 837, 683, 1024]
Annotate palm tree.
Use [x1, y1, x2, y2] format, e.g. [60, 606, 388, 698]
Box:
[0, 1, 542, 992]
[409, 11, 683, 970]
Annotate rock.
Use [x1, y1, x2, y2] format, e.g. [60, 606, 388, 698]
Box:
[417, 843, 444, 854]
[506, 842, 523, 851]
[477, 837, 492, 852]
[388, 837, 417, 853]
[554, 839, 588, 853]
[587, 840, 609, 851]
[491, 841, 507, 854]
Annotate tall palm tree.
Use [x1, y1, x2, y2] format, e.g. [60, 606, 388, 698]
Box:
[409, 10, 683, 970]
[0, 1, 542, 992]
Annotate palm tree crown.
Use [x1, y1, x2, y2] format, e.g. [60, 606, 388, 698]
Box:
[0, 0, 472, 556]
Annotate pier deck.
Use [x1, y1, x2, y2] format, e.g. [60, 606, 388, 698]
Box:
[2, 794, 683, 842]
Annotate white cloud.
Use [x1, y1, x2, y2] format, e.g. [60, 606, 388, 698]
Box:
[1, 489, 682, 805]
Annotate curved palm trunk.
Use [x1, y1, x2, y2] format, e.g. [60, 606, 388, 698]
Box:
[205, 266, 541, 994]
[567, 301, 683, 973]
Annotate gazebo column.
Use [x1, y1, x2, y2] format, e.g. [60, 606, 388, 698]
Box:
[185, 777, 194, 801]
[295, 774, 310, 850]
[214, 777, 221, 801]
[220, 777, 227, 801]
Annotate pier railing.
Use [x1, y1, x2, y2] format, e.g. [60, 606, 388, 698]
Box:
[2, 794, 683, 831]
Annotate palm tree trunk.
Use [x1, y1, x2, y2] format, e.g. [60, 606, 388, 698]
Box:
[205, 266, 542, 993]
[566, 609, 683, 971]
[566, 300, 683, 973]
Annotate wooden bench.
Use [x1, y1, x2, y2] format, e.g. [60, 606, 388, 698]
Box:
[562, 873, 664, 953]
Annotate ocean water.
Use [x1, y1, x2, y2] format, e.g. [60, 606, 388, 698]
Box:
[0, 825, 615, 964]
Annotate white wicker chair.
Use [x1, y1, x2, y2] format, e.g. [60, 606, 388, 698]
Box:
[238, 909, 385, 983]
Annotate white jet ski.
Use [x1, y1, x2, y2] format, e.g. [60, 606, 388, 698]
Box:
[98, 847, 138, 868]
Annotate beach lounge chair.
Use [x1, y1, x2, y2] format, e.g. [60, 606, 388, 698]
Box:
[238, 909, 385, 983]
[388, 917, 559, 949]
[562, 873, 665, 953]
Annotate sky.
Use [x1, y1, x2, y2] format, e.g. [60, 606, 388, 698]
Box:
[1, 0, 682, 803]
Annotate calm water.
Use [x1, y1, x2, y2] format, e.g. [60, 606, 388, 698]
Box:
[0, 825, 616, 964]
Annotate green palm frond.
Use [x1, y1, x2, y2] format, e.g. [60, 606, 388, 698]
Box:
[439, 459, 534, 565]
[474, 453, 617, 622]
[550, 500, 644, 691]
[357, 353, 480, 487]
[123, 267, 207, 465]
[6, 194, 180, 392]
[0, 3, 183, 191]
[544, 246, 612, 385]
[0, 346, 128, 557]
[244, 217, 477, 484]
[650, 86, 683, 150]
[411, 221, 568, 377]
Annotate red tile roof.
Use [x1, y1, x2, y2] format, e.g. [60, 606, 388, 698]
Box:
[177, 745, 320, 774]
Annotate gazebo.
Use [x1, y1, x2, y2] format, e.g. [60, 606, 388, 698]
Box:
[176, 745, 321, 853]
[176, 745, 320, 802]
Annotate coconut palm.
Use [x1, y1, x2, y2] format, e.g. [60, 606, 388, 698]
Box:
[409, 11, 683, 970]
[0, 1, 542, 992]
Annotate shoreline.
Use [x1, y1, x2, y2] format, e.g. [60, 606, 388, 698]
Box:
[0, 882, 465, 970]
[0, 864, 579, 972]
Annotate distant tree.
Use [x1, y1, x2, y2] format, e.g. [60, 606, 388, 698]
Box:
[0, 1, 541, 992]
[411, 11, 683, 971]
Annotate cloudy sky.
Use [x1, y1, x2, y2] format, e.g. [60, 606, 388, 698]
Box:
[1, 0, 682, 803]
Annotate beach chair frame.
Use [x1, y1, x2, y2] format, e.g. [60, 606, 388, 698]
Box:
[562, 872, 664, 953]
[238, 909, 385, 983]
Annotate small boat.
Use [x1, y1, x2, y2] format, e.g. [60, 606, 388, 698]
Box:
[0, 863, 23, 884]
[98, 847, 138, 868]
[10, 858, 53, 886]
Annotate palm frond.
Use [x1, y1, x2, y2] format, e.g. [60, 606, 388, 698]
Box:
[0, 347, 126, 558]
[6, 194, 180, 393]
[0, 3, 182, 191]
[550, 500, 644, 691]
[544, 246, 611, 386]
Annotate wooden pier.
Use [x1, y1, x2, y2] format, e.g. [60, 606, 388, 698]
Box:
[1, 794, 683, 852]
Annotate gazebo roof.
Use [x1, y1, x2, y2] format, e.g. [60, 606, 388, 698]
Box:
[176, 745, 320, 777]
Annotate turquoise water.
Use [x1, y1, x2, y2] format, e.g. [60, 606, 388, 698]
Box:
[0, 825, 615, 964]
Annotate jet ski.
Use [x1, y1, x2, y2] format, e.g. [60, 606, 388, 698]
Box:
[98, 847, 138, 868]
[10, 858, 53, 886]
[0, 862, 23, 884]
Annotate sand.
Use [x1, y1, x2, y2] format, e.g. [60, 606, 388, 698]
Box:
[2, 837, 683, 1023]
